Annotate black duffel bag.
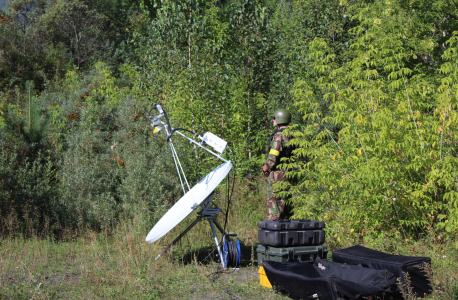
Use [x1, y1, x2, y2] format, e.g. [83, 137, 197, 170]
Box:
[263, 257, 396, 300]
[332, 245, 431, 297]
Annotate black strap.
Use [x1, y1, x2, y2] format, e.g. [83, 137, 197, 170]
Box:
[288, 249, 294, 262]
[318, 247, 323, 258]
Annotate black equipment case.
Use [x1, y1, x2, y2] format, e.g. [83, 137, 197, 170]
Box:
[258, 229, 325, 247]
[257, 244, 328, 265]
[258, 219, 326, 247]
[263, 258, 396, 300]
[258, 219, 325, 230]
[332, 245, 431, 297]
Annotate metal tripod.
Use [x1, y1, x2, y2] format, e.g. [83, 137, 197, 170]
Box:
[154, 191, 228, 268]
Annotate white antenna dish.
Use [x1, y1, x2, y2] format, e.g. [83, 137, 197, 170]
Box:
[145, 161, 232, 243]
[145, 104, 238, 268]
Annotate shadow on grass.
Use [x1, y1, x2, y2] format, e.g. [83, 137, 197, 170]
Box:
[164, 238, 258, 267]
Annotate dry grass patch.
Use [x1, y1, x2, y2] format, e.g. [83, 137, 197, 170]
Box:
[0, 211, 285, 299]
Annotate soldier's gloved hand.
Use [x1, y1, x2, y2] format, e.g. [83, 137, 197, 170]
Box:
[262, 164, 269, 177]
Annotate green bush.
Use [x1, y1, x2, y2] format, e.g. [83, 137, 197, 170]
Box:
[41, 66, 191, 228]
[0, 64, 201, 233]
[282, 2, 458, 243]
[0, 100, 55, 235]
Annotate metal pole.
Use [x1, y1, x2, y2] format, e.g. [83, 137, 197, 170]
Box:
[213, 219, 227, 235]
[174, 131, 228, 163]
[169, 141, 186, 195]
[165, 125, 187, 195]
[155, 216, 203, 260]
[208, 217, 225, 268]
[169, 141, 191, 191]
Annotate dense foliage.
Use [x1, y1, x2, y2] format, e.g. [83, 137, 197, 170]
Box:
[282, 0, 458, 244]
[1, 0, 458, 245]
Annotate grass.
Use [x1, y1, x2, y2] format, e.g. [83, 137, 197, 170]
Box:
[0, 220, 287, 299]
[0, 176, 457, 299]
[0, 176, 287, 299]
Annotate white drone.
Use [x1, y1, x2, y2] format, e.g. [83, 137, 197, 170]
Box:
[145, 104, 240, 269]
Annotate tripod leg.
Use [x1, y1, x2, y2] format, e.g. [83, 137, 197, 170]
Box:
[155, 216, 202, 260]
[213, 219, 227, 236]
[208, 217, 226, 269]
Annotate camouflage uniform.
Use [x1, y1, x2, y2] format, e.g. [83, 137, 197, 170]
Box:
[265, 129, 292, 221]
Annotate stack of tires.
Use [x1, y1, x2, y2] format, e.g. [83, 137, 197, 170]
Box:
[256, 219, 328, 265]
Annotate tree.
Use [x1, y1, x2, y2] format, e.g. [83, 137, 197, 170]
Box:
[0, 0, 50, 91]
[284, 0, 458, 240]
[42, 0, 108, 69]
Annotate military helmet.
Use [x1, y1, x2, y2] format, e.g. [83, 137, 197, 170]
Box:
[273, 109, 291, 125]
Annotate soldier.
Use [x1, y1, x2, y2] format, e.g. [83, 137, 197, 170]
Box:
[262, 109, 293, 221]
